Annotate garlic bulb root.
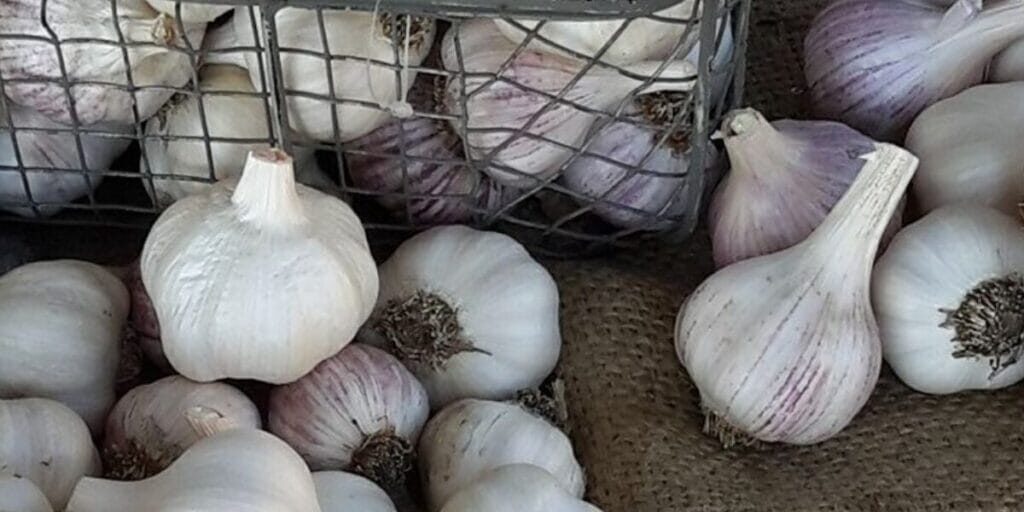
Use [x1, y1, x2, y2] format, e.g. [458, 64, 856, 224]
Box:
[374, 290, 483, 369]
[941, 275, 1024, 372]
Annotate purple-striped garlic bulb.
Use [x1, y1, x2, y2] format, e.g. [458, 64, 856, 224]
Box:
[125, 259, 170, 370]
[708, 108, 903, 269]
[268, 344, 429, 490]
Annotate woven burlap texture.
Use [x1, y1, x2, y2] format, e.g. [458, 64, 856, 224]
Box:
[549, 2, 1024, 511]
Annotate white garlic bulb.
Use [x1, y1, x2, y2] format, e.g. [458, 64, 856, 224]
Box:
[906, 82, 1024, 217]
[0, 0, 204, 126]
[1, 101, 131, 218]
[66, 429, 323, 512]
[235, 7, 435, 142]
[359, 225, 560, 408]
[873, 204, 1024, 394]
[269, 344, 429, 488]
[141, 149, 378, 384]
[314, 471, 396, 512]
[419, 399, 585, 511]
[442, 19, 698, 188]
[677, 144, 918, 445]
[0, 475, 54, 512]
[145, 0, 232, 23]
[990, 37, 1024, 82]
[440, 464, 601, 512]
[103, 375, 262, 479]
[0, 398, 101, 510]
[0, 260, 129, 432]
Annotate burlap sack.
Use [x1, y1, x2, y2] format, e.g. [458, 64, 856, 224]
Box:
[550, 2, 1024, 511]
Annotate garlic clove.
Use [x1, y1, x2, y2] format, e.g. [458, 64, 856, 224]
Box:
[873, 204, 1024, 394]
[0, 475, 54, 512]
[359, 225, 560, 409]
[103, 375, 262, 480]
[0, 398, 101, 510]
[440, 465, 602, 512]
[313, 471, 397, 512]
[268, 344, 429, 489]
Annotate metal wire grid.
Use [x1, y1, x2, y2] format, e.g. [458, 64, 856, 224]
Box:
[0, 0, 750, 256]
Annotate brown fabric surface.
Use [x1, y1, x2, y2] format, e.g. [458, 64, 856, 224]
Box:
[551, 2, 1024, 511]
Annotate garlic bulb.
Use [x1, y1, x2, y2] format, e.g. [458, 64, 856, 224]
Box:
[560, 94, 718, 233]
[0, 0, 204, 126]
[0, 398, 101, 510]
[141, 64, 332, 207]
[103, 375, 262, 480]
[0, 260, 129, 432]
[0, 475, 54, 512]
[1, 101, 131, 217]
[709, 108, 902, 269]
[146, 0, 232, 23]
[990, 37, 1024, 82]
[313, 471, 396, 512]
[67, 429, 323, 512]
[873, 205, 1024, 394]
[442, 19, 698, 188]
[268, 344, 429, 488]
[804, 0, 1024, 141]
[235, 8, 435, 142]
[906, 82, 1024, 217]
[419, 399, 585, 511]
[676, 144, 918, 445]
[360, 225, 560, 408]
[493, 1, 699, 65]
[141, 149, 378, 383]
[440, 465, 601, 512]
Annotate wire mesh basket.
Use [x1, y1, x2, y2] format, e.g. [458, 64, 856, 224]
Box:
[0, 0, 750, 256]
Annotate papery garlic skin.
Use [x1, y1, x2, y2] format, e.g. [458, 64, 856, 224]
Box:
[0, 260, 129, 433]
[360, 226, 560, 408]
[442, 19, 698, 188]
[874, 205, 1024, 394]
[0, 475, 54, 512]
[419, 399, 584, 511]
[235, 8, 435, 142]
[0, 398, 101, 510]
[103, 375, 262, 480]
[269, 344, 429, 487]
[141, 150, 378, 384]
[709, 108, 901, 268]
[314, 471, 396, 512]
[0, 0, 204, 126]
[1, 102, 131, 217]
[677, 145, 918, 445]
[66, 429, 323, 512]
[990, 37, 1024, 82]
[440, 465, 601, 512]
[146, 0, 232, 23]
[906, 83, 1024, 217]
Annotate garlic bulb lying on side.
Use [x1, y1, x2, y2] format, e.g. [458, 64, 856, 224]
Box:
[874, 205, 1024, 394]
[419, 399, 585, 511]
[269, 344, 429, 488]
[441, 465, 601, 512]
[677, 144, 918, 446]
[0, 398, 101, 510]
[314, 471, 396, 512]
[103, 375, 262, 480]
[0, 0, 204, 126]
[443, 19, 698, 188]
[0, 475, 54, 512]
[906, 82, 1024, 217]
[67, 430, 323, 512]
[235, 8, 435, 142]
[146, 0, 232, 23]
[990, 37, 1024, 82]
[142, 149, 378, 384]
[1, 101, 131, 217]
[708, 108, 901, 269]
[360, 226, 560, 408]
[0, 260, 129, 432]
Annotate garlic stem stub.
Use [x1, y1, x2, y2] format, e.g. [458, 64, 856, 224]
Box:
[268, 344, 429, 489]
[359, 225, 561, 408]
[709, 108, 902, 269]
[873, 205, 1024, 394]
[804, 0, 1024, 141]
[677, 144, 919, 446]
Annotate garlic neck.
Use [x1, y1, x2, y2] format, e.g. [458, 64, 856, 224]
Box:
[65, 477, 142, 512]
[231, 149, 308, 228]
[942, 273, 1024, 376]
[721, 109, 792, 181]
[374, 290, 483, 370]
[348, 429, 413, 491]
